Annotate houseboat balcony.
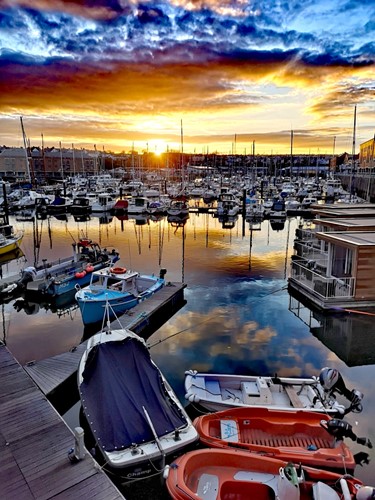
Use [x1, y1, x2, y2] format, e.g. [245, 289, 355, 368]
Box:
[295, 227, 317, 242]
[294, 240, 326, 260]
[290, 260, 355, 300]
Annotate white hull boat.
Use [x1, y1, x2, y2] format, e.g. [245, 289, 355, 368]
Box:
[78, 327, 198, 479]
[184, 368, 364, 417]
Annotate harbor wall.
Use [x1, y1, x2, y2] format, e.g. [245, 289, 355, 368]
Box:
[338, 174, 375, 203]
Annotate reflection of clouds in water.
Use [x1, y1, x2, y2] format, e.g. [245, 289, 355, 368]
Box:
[152, 300, 329, 381]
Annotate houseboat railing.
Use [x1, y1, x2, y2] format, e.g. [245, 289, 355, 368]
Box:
[293, 240, 328, 262]
[295, 227, 316, 241]
[291, 260, 355, 299]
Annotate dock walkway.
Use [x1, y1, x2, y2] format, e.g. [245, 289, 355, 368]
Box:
[0, 345, 124, 500]
[24, 282, 186, 397]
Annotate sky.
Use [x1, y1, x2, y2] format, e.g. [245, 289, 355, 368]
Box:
[0, 0, 374, 155]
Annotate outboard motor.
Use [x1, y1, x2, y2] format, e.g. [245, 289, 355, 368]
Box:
[320, 418, 372, 449]
[0, 266, 37, 297]
[18, 266, 37, 289]
[160, 268, 167, 280]
[319, 367, 364, 414]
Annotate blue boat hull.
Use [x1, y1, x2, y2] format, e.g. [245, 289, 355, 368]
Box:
[77, 292, 139, 325]
[76, 277, 164, 325]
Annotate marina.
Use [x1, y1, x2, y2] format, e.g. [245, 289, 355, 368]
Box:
[1, 0, 374, 495]
[1, 190, 375, 497]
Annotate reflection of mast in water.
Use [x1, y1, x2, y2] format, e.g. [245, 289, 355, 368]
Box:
[248, 221, 261, 270]
[248, 224, 253, 270]
[158, 219, 165, 266]
[182, 219, 186, 283]
[284, 218, 291, 279]
[134, 222, 143, 254]
[168, 217, 187, 283]
[205, 213, 210, 248]
[32, 216, 44, 266]
[48, 216, 52, 249]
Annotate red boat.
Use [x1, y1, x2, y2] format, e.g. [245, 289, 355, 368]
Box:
[165, 448, 367, 500]
[193, 407, 360, 473]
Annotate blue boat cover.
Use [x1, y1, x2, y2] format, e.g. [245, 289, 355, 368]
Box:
[80, 337, 188, 452]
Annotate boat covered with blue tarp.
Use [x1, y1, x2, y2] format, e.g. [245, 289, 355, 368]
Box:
[78, 328, 198, 478]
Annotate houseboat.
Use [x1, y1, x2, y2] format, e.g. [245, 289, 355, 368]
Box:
[290, 215, 375, 310]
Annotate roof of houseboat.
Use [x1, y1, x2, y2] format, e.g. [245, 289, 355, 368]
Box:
[316, 231, 375, 246]
[311, 204, 375, 218]
[315, 217, 375, 230]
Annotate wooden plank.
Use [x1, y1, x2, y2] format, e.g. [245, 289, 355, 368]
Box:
[0, 346, 124, 500]
[283, 384, 304, 408]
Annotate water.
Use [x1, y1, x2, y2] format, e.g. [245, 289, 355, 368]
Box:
[2, 211, 375, 495]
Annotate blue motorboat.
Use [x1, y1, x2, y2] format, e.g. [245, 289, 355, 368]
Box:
[75, 266, 166, 325]
[8, 238, 120, 298]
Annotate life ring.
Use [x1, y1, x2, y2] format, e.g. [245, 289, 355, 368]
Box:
[79, 238, 92, 247]
[110, 267, 126, 274]
[86, 265, 94, 273]
[75, 270, 87, 279]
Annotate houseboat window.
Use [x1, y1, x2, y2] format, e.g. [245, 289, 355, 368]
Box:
[331, 245, 353, 277]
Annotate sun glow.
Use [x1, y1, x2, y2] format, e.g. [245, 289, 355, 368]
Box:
[149, 139, 168, 155]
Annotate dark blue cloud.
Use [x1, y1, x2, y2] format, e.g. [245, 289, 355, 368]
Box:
[0, 10, 27, 29]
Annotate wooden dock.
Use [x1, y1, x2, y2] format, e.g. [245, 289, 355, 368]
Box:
[0, 345, 124, 500]
[24, 282, 186, 398]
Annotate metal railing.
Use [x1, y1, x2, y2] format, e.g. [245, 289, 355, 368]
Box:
[291, 261, 355, 299]
[293, 240, 328, 262]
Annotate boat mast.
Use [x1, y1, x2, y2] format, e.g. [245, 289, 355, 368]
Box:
[180, 119, 185, 192]
[290, 129, 294, 178]
[349, 105, 357, 200]
[59, 141, 64, 180]
[20, 116, 31, 184]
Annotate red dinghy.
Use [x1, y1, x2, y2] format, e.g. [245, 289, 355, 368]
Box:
[165, 449, 366, 500]
[193, 407, 372, 473]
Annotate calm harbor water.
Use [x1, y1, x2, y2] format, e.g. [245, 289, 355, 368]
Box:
[2, 210, 375, 495]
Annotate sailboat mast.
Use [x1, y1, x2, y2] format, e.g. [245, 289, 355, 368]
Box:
[180, 119, 184, 190]
[349, 105, 357, 199]
[20, 116, 31, 184]
[290, 129, 294, 178]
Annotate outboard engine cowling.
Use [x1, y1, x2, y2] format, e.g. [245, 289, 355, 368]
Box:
[319, 367, 364, 414]
[320, 418, 372, 449]
[19, 266, 37, 288]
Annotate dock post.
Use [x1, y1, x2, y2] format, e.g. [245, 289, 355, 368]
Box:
[69, 426, 86, 462]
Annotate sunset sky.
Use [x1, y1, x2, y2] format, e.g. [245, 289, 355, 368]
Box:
[0, 0, 374, 155]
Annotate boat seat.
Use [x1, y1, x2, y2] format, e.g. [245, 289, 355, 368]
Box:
[241, 379, 273, 405]
[205, 380, 222, 401]
[284, 385, 304, 408]
[312, 482, 341, 499]
[196, 473, 219, 500]
[220, 419, 239, 442]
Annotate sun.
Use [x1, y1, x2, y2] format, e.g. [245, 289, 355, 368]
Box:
[149, 139, 167, 155]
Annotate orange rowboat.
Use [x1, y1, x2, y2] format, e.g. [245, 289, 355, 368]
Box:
[193, 407, 359, 473]
[165, 449, 367, 500]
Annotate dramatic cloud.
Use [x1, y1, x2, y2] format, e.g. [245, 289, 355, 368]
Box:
[0, 0, 374, 152]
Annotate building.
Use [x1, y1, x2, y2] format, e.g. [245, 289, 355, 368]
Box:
[359, 136, 375, 171]
[0, 147, 99, 181]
